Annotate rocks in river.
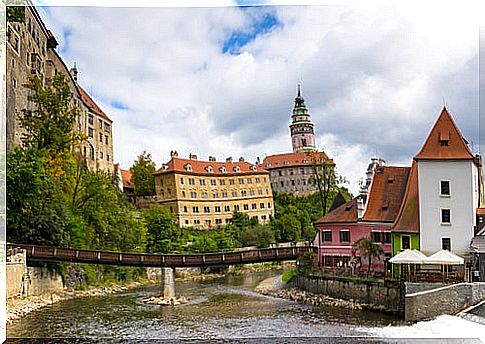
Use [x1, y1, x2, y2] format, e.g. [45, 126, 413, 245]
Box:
[142, 295, 190, 306]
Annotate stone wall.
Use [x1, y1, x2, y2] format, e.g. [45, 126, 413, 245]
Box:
[295, 273, 404, 314]
[405, 282, 485, 322]
[7, 249, 64, 299]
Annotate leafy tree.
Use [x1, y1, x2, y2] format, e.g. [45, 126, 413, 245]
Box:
[130, 151, 156, 196]
[19, 75, 81, 154]
[7, 7, 25, 23]
[144, 206, 180, 253]
[309, 159, 340, 218]
[352, 237, 384, 273]
[241, 224, 275, 248]
[279, 214, 301, 243]
[192, 234, 218, 253]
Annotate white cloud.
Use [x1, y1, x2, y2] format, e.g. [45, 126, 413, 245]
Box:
[37, 5, 479, 194]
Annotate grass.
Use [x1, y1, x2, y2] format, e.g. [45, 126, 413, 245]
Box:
[282, 268, 297, 283]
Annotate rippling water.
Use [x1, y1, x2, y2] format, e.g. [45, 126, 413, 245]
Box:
[6, 270, 485, 342]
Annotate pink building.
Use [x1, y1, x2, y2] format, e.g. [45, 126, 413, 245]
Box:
[315, 166, 410, 273]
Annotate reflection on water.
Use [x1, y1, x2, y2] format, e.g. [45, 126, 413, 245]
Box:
[8, 270, 403, 340]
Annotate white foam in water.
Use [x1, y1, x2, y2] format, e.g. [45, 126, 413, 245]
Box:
[360, 315, 485, 342]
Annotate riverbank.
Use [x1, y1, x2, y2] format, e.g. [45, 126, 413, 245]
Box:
[255, 275, 388, 312]
[7, 262, 293, 323]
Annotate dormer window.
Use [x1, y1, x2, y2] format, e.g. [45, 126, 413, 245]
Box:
[251, 165, 257, 171]
[206, 165, 213, 173]
[185, 164, 192, 172]
[266, 163, 271, 167]
[220, 166, 227, 173]
[439, 132, 450, 146]
[234, 166, 241, 173]
[284, 160, 289, 165]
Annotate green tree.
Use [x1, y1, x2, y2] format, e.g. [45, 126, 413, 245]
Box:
[352, 237, 384, 273]
[309, 159, 339, 218]
[241, 224, 275, 248]
[130, 151, 156, 196]
[19, 75, 81, 154]
[7, 7, 25, 23]
[144, 206, 180, 253]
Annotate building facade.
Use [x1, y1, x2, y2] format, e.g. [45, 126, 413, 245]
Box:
[6, 6, 113, 172]
[263, 84, 333, 195]
[315, 166, 409, 273]
[154, 153, 274, 228]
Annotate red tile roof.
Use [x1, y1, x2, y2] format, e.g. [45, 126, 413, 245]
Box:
[414, 107, 474, 160]
[154, 157, 268, 176]
[362, 166, 410, 223]
[315, 197, 359, 224]
[477, 208, 485, 216]
[120, 169, 133, 189]
[392, 161, 420, 234]
[262, 151, 333, 170]
[78, 85, 112, 122]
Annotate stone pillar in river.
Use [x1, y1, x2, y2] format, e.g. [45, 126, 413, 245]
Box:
[161, 267, 175, 300]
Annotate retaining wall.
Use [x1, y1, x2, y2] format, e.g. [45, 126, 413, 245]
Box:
[295, 273, 404, 314]
[405, 282, 485, 322]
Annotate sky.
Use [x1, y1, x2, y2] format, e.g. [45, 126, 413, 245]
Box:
[35, 3, 482, 194]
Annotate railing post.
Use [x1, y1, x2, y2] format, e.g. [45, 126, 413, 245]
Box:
[119, 253, 123, 263]
[202, 255, 206, 264]
[182, 256, 186, 265]
[53, 248, 57, 257]
[97, 252, 101, 263]
[240, 251, 244, 262]
[221, 254, 225, 263]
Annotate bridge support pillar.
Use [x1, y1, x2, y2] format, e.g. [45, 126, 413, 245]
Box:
[161, 267, 175, 300]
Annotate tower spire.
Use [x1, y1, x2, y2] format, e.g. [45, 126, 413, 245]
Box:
[297, 82, 301, 97]
[289, 83, 316, 153]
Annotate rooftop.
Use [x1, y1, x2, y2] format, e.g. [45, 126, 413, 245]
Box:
[262, 151, 332, 170]
[78, 85, 112, 122]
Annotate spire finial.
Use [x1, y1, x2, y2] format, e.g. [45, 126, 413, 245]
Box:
[443, 96, 447, 109]
[297, 82, 301, 97]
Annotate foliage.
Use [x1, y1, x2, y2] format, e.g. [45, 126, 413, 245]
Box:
[19, 75, 81, 154]
[240, 224, 275, 248]
[352, 237, 384, 273]
[144, 206, 181, 253]
[7, 7, 25, 22]
[282, 268, 297, 283]
[130, 151, 156, 196]
[297, 252, 317, 274]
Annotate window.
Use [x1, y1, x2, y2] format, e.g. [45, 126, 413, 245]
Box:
[190, 191, 197, 198]
[183, 206, 188, 213]
[192, 206, 199, 213]
[107, 155, 110, 162]
[185, 164, 192, 172]
[250, 189, 255, 196]
[239, 178, 244, 185]
[371, 231, 382, 243]
[247, 178, 252, 184]
[194, 219, 200, 225]
[201, 192, 208, 199]
[280, 181, 284, 187]
[340, 230, 350, 243]
[441, 209, 451, 224]
[252, 203, 257, 210]
[185, 220, 189, 225]
[260, 203, 265, 209]
[213, 193, 219, 198]
[229, 179, 235, 185]
[323, 231, 332, 242]
[189, 178, 196, 185]
[234, 204, 240, 211]
[215, 206, 221, 213]
[99, 133, 103, 142]
[200, 179, 206, 186]
[204, 206, 210, 213]
[241, 190, 247, 196]
[104, 122, 110, 133]
[222, 191, 228, 198]
[12, 78, 17, 88]
[243, 204, 249, 210]
[210, 179, 217, 186]
[180, 177, 184, 185]
[219, 180, 226, 186]
[224, 205, 231, 212]
[99, 119, 103, 128]
[181, 191, 186, 198]
[216, 219, 223, 225]
[268, 202, 272, 208]
[384, 232, 391, 244]
[440, 180, 450, 196]
[402, 236, 410, 250]
[258, 188, 263, 195]
[255, 177, 261, 183]
[105, 136, 109, 145]
[206, 166, 213, 173]
[100, 151, 104, 159]
[89, 145, 95, 160]
[88, 127, 94, 137]
[232, 191, 238, 197]
[442, 238, 451, 251]
[261, 215, 267, 220]
[88, 114, 94, 125]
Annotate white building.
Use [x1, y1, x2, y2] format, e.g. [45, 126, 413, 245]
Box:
[415, 107, 482, 256]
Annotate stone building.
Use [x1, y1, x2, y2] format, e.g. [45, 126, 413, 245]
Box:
[6, 6, 113, 172]
[154, 152, 274, 228]
[262, 84, 333, 195]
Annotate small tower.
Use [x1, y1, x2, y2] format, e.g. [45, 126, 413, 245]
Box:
[289, 83, 316, 152]
[70, 62, 78, 83]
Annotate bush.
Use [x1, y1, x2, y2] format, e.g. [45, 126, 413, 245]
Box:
[282, 268, 297, 283]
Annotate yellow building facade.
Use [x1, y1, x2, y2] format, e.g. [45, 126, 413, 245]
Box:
[154, 154, 274, 228]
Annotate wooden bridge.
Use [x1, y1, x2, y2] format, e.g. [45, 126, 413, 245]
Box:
[7, 244, 316, 267]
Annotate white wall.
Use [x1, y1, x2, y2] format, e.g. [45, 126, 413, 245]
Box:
[418, 160, 477, 256]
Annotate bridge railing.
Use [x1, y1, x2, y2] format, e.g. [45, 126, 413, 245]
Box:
[7, 243, 317, 267]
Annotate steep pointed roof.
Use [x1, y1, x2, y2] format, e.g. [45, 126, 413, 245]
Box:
[315, 197, 358, 225]
[392, 161, 420, 234]
[414, 107, 474, 160]
[362, 166, 410, 223]
[292, 83, 310, 117]
[329, 192, 347, 212]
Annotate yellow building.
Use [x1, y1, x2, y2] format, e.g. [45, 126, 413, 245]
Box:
[154, 153, 274, 228]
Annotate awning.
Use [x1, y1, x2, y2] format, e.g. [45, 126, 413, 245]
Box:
[389, 249, 427, 264]
[470, 235, 485, 253]
[425, 249, 464, 265]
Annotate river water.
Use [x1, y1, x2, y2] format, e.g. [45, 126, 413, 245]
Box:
[7, 270, 485, 343]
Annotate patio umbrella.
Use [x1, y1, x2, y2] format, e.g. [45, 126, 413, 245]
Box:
[425, 250, 464, 265]
[389, 249, 427, 264]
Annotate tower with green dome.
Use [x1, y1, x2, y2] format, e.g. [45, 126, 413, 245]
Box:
[289, 83, 316, 152]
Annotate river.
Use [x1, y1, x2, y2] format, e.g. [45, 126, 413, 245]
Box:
[6, 270, 485, 342]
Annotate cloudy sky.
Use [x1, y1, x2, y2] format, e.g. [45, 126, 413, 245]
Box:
[36, 2, 481, 194]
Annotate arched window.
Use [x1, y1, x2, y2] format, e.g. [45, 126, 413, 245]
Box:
[220, 166, 227, 173]
[89, 144, 95, 161]
[234, 166, 241, 173]
[206, 165, 213, 173]
[185, 164, 192, 172]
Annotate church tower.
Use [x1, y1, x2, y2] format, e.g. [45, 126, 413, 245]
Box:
[289, 83, 316, 152]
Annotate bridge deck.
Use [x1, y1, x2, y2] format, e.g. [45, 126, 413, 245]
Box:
[7, 244, 316, 267]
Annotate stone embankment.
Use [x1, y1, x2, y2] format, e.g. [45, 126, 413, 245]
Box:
[7, 282, 140, 324]
[255, 275, 386, 312]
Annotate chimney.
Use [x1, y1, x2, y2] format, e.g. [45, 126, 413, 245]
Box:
[189, 153, 198, 160]
[239, 157, 245, 162]
[208, 156, 216, 162]
[170, 150, 178, 157]
[226, 157, 233, 163]
[256, 156, 261, 165]
[357, 196, 365, 219]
